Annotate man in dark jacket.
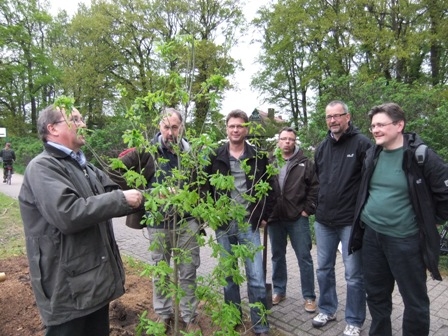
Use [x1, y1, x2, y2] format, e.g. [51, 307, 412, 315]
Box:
[0, 142, 16, 182]
[349, 102, 448, 336]
[268, 127, 318, 313]
[19, 104, 143, 336]
[206, 109, 276, 336]
[312, 101, 371, 336]
[110, 108, 201, 333]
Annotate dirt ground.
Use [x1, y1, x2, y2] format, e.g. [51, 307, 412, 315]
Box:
[0, 255, 256, 336]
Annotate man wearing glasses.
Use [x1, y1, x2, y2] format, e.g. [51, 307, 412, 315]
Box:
[205, 109, 276, 336]
[313, 100, 371, 336]
[19, 104, 143, 336]
[268, 127, 318, 313]
[350, 103, 448, 336]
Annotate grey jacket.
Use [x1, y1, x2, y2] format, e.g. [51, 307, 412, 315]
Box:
[19, 144, 134, 326]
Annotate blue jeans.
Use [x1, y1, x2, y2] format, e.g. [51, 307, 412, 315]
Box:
[314, 221, 365, 327]
[363, 225, 429, 336]
[216, 221, 269, 334]
[268, 216, 316, 300]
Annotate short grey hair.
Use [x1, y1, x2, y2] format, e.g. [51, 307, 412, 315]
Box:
[326, 100, 349, 114]
[160, 107, 183, 123]
[37, 105, 67, 142]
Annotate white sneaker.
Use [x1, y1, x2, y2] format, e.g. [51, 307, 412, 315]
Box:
[312, 313, 336, 328]
[343, 324, 361, 336]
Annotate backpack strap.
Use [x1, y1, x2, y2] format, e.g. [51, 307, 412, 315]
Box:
[415, 144, 427, 166]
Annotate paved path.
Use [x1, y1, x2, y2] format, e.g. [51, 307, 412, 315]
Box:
[2, 169, 448, 335]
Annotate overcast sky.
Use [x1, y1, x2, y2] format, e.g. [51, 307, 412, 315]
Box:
[49, 0, 275, 116]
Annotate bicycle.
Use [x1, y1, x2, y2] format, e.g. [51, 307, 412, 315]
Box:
[441, 223, 448, 255]
[4, 164, 13, 185]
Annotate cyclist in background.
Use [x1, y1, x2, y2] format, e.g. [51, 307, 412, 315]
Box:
[0, 142, 16, 183]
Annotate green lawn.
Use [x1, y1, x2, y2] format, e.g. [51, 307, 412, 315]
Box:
[0, 193, 26, 258]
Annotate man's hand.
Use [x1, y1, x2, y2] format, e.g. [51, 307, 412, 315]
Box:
[123, 189, 143, 208]
[260, 219, 267, 228]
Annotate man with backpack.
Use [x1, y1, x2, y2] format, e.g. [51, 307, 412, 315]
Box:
[0, 142, 16, 183]
[349, 102, 448, 336]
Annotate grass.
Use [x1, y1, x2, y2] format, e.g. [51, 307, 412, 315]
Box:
[0, 193, 26, 258]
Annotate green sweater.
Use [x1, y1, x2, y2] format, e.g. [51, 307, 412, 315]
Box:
[360, 147, 418, 237]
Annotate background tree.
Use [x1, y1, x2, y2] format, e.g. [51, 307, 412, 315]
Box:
[0, 0, 57, 133]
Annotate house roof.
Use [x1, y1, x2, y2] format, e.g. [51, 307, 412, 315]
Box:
[256, 109, 284, 123]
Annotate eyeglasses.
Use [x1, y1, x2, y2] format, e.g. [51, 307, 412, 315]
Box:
[53, 117, 85, 125]
[279, 137, 296, 142]
[227, 125, 246, 130]
[70, 116, 85, 125]
[369, 121, 396, 132]
[325, 113, 347, 120]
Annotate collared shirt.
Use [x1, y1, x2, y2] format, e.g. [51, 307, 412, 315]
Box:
[47, 141, 86, 168]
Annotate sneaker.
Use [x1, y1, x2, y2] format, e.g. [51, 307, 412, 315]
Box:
[272, 294, 285, 305]
[343, 324, 361, 336]
[312, 313, 336, 328]
[304, 299, 316, 313]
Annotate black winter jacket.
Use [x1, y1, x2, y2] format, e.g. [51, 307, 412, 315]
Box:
[314, 124, 372, 226]
[349, 133, 448, 280]
[206, 142, 276, 230]
[269, 148, 318, 222]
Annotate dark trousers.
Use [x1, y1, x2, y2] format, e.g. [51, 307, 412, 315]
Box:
[362, 226, 429, 336]
[3, 163, 13, 180]
[45, 304, 110, 336]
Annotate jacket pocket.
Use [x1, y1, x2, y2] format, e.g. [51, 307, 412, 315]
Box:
[27, 237, 52, 302]
[62, 252, 115, 309]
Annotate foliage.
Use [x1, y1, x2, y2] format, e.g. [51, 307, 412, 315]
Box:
[108, 40, 276, 334]
[54, 96, 76, 112]
[252, 0, 448, 126]
[84, 115, 135, 167]
[0, 0, 59, 134]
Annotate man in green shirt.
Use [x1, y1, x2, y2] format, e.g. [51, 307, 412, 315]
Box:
[350, 102, 448, 336]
